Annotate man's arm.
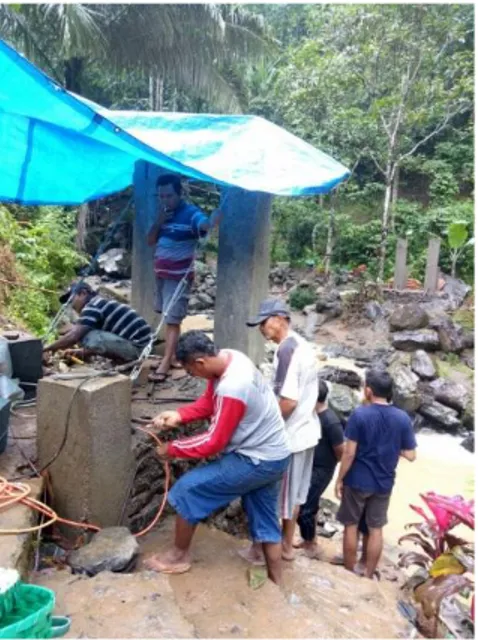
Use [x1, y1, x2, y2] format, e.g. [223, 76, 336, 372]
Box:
[400, 418, 417, 462]
[400, 449, 417, 462]
[198, 209, 222, 233]
[333, 443, 345, 462]
[44, 325, 90, 353]
[167, 394, 246, 459]
[279, 397, 298, 420]
[335, 439, 357, 498]
[147, 209, 172, 247]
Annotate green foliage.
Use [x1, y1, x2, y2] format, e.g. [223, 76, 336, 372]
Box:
[448, 221, 469, 250]
[0, 205, 86, 334]
[288, 286, 316, 311]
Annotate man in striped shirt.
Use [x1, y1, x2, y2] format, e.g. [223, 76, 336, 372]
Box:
[43, 282, 152, 362]
[144, 330, 291, 585]
[147, 174, 221, 383]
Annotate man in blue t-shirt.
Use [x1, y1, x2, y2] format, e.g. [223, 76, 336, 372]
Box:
[335, 369, 417, 579]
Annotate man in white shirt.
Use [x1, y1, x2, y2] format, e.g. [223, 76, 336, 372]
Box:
[244, 299, 321, 561]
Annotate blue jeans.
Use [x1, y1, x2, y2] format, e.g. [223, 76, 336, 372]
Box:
[168, 452, 290, 543]
[80, 329, 142, 361]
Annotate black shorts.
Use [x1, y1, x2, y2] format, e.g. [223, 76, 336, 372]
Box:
[337, 486, 391, 529]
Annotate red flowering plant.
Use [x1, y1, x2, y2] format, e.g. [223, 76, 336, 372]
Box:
[398, 492, 474, 637]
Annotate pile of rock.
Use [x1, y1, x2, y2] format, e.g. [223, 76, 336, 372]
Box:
[188, 261, 217, 313]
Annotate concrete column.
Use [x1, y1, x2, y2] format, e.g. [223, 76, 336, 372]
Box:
[37, 374, 134, 538]
[215, 188, 272, 365]
[393, 238, 408, 290]
[424, 237, 441, 293]
[132, 160, 163, 328]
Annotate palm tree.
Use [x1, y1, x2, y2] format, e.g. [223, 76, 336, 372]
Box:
[0, 4, 272, 110]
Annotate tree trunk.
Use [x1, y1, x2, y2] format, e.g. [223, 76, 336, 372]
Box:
[324, 206, 335, 275]
[76, 204, 90, 251]
[378, 169, 394, 283]
[64, 57, 84, 93]
[390, 166, 400, 232]
[451, 251, 457, 278]
[148, 74, 154, 110]
[156, 76, 164, 111]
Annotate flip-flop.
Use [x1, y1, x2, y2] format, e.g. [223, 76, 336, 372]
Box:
[170, 362, 183, 370]
[144, 555, 191, 574]
[330, 555, 344, 565]
[148, 371, 170, 383]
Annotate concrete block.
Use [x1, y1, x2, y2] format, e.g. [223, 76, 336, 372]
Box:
[37, 374, 134, 537]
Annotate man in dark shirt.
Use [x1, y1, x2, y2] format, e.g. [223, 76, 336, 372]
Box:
[335, 369, 417, 579]
[295, 379, 344, 558]
[43, 282, 152, 362]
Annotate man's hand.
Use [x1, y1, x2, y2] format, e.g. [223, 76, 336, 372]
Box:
[156, 442, 170, 459]
[210, 209, 223, 228]
[335, 479, 343, 500]
[150, 410, 182, 431]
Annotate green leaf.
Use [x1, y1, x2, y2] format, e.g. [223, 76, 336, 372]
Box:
[247, 566, 267, 590]
[447, 221, 468, 249]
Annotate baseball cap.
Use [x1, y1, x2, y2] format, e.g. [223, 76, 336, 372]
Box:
[59, 281, 95, 304]
[246, 299, 291, 327]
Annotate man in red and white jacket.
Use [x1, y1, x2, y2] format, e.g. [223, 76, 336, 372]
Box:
[144, 330, 291, 585]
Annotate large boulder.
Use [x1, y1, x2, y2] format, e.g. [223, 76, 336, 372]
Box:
[315, 290, 343, 318]
[411, 350, 436, 380]
[441, 275, 472, 311]
[328, 383, 359, 422]
[418, 400, 461, 432]
[317, 366, 363, 389]
[389, 363, 421, 413]
[97, 248, 131, 278]
[389, 304, 429, 332]
[436, 318, 465, 353]
[429, 378, 470, 413]
[68, 527, 139, 576]
[392, 330, 440, 352]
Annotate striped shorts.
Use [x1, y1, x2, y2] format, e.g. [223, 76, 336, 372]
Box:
[280, 447, 315, 520]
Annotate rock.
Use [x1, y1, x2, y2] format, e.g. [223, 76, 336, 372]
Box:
[410, 350, 436, 380]
[412, 413, 427, 433]
[429, 379, 470, 412]
[389, 304, 429, 332]
[317, 366, 362, 389]
[188, 296, 203, 312]
[315, 290, 343, 318]
[328, 383, 359, 422]
[461, 433, 474, 453]
[392, 330, 440, 352]
[68, 527, 139, 576]
[462, 331, 474, 349]
[461, 350, 474, 370]
[462, 400, 474, 431]
[97, 248, 131, 278]
[389, 364, 421, 413]
[196, 292, 215, 308]
[441, 275, 472, 311]
[418, 401, 461, 432]
[437, 318, 465, 353]
[364, 301, 384, 322]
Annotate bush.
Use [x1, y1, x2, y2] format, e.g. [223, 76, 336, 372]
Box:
[288, 286, 315, 310]
[0, 205, 87, 335]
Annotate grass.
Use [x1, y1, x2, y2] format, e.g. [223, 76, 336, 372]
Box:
[452, 309, 474, 332]
[435, 356, 474, 380]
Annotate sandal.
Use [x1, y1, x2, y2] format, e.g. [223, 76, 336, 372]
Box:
[148, 371, 170, 383]
[144, 554, 191, 574]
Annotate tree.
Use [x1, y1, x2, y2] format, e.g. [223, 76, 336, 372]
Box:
[0, 4, 271, 110]
[275, 4, 474, 281]
[447, 221, 473, 279]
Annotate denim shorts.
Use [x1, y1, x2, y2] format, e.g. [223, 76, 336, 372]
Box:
[80, 329, 141, 361]
[168, 452, 290, 543]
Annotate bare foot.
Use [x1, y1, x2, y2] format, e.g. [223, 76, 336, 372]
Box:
[144, 549, 191, 574]
[301, 543, 323, 560]
[292, 537, 304, 549]
[282, 546, 295, 561]
[237, 546, 266, 566]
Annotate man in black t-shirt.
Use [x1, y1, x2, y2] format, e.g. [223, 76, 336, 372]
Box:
[296, 379, 344, 558]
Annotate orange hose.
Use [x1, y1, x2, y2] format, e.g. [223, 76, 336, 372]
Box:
[0, 427, 170, 538]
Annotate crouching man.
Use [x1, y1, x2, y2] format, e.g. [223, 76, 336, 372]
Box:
[43, 282, 152, 362]
[145, 330, 291, 585]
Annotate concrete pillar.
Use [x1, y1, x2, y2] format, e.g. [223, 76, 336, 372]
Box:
[132, 160, 163, 328]
[393, 238, 408, 290]
[37, 374, 134, 538]
[424, 237, 441, 293]
[215, 188, 272, 365]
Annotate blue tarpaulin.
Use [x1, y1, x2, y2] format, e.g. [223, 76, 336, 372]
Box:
[0, 40, 350, 205]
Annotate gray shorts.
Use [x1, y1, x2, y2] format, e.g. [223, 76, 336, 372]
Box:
[155, 278, 191, 325]
[337, 486, 391, 529]
[81, 330, 142, 362]
[280, 447, 315, 520]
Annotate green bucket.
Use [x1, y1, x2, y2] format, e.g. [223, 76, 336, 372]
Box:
[0, 583, 70, 639]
